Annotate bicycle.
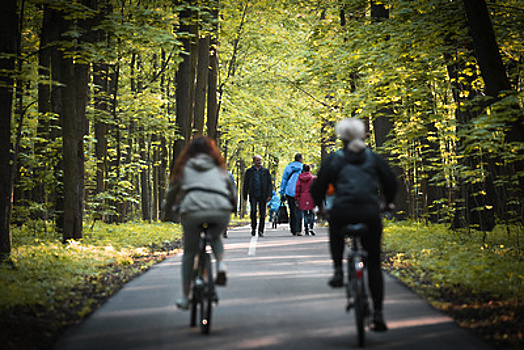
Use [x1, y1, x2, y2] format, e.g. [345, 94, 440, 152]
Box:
[342, 222, 371, 347]
[189, 223, 218, 334]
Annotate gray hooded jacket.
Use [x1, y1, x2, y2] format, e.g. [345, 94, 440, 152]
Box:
[164, 154, 237, 218]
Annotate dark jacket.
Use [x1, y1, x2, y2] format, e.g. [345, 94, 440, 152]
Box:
[310, 147, 397, 223]
[243, 166, 273, 201]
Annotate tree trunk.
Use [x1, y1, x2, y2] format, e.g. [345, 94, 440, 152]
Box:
[193, 36, 210, 135]
[463, 0, 523, 225]
[91, 2, 111, 221]
[45, 6, 65, 232]
[463, 0, 511, 98]
[173, 3, 196, 161]
[59, 52, 82, 241]
[446, 54, 495, 231]
[34, 5, 54, 214]
[60, 0, 95, 241]
[93, 64, 109, 195]
[139, 133, 151, 221]
[0, 0, 17, 258]
[206, 4, 219, 141]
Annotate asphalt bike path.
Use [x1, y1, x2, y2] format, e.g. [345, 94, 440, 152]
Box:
[53, 223, 493, 350]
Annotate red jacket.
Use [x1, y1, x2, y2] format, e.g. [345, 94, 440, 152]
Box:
[295, 172, 315, 210]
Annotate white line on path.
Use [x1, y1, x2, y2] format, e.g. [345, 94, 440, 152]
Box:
[248, 236, 258, 256]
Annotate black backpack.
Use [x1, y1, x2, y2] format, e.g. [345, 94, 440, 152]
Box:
[333, 148, 380, 209]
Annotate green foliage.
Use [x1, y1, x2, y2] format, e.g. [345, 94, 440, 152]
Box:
[9, 0, 524, 232]
[383, 220, 523, 300]
[0, 222, 182, 311]
[219, 0, 322, 178]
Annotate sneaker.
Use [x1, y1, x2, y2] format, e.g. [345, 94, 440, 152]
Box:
[371, 311, 388, 332]
[176, 297, 189, 310]
[328, 270, 343, 288]
[310, 230, 316, 236]
[296, 232, 302, 236]
[251, 230, 256, 236]
[258, 231, 264, 237]
[216, 261, 227, 286]
[216, 271, 227, 286]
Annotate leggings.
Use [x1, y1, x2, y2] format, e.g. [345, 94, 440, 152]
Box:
[180, 211, 230, 295]
[329, 216, 384, 312]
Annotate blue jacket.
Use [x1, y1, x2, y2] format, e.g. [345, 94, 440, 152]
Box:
[267, 191, 280, 212]
[280, 161, 302, 197]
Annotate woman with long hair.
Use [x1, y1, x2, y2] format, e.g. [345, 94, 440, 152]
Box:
[164, 136, 237, 309]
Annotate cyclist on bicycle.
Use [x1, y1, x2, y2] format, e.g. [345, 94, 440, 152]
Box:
[164, 136, 237, 310]
[310, 118, 397, 332]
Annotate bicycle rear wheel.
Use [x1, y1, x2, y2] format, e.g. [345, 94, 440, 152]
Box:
[199, 253, 214, 334]
[190, 270, 199, 327]
[354, 277, 366, 347]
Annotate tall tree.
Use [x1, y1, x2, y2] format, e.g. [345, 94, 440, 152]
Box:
[193, 35, 210, 135]
[173, 1, 196, 162]
[60, 0, 96, 241]
[0, 0, 17, 258]
[463, 0, 512, 99]
[206, 1, 219, 141]
[463, 0, 524, 224]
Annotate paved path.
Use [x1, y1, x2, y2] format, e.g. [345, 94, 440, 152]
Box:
[53, 224, 492, 350]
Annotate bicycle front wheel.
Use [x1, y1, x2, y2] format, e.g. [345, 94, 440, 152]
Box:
[199, 253, 214, 334]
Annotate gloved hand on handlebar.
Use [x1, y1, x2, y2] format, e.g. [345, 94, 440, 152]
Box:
[381, 202, 396, 219]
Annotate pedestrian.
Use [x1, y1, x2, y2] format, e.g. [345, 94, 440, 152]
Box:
[243, 155, 273, 237]
[223, 171, 237, 238]
[280, 153, 303, 235]
[163, 136, 237, 310]
[267, 190, 280, 224]
[295, 164, 316, 235]
[310, 118, 397, 332]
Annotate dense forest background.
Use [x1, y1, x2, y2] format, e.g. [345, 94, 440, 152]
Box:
[0, 0, 522, 257]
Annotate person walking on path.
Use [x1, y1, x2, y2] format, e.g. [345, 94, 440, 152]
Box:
[243, 155, 273, 237]
[310, 118, 397, 332]
[280, 153, 303, 235]
[267, 190, 280, 224]
[223, 171, 237, 238]
[295, 164, 316, 236]
[163, 136, 237, 310]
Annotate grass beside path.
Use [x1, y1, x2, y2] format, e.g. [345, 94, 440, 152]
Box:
[0, 218, 522, 349]
[382, 219, 523, 349]
[1, 221, 184, 350]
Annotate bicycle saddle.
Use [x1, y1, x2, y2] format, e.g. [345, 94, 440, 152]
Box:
[342, 223, 368, 236]
[200, 222, 218, 230]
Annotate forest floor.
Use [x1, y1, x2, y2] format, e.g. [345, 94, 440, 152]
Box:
[382, 252, 523, 350]
[2, 227, 523, 350]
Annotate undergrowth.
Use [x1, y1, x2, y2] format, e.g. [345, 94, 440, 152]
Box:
[382, 219, 523, 348]
[1, 221, 183, 312]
